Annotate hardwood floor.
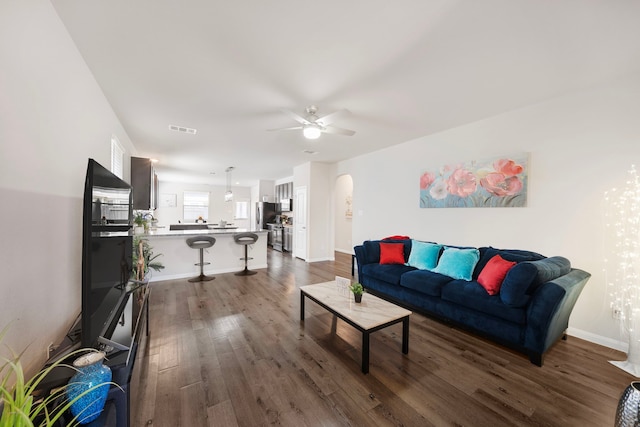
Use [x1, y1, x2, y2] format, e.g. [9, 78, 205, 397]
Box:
[131, 249, 634, 426]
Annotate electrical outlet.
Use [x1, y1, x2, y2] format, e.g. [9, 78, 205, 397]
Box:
[46, 342, 57, 359]
[613, 307, 623, 320]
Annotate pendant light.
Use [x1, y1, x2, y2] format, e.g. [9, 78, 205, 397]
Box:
[225, 167, 234, 202]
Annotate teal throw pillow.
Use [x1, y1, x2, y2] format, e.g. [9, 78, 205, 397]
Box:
[407, 240, 442, 270]
[432, 247, 480, 281]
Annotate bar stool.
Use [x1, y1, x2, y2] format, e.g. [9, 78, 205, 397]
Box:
[186, 235, 216, 282]
[234, 232, 259, 276]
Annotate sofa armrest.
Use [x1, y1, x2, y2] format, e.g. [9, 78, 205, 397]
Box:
[354, 245, 367, 279]
[524, 268, 590, 355]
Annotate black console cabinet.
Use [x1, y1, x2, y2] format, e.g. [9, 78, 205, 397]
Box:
[37, 284, 150, 427]
[131, 157, 158, 210]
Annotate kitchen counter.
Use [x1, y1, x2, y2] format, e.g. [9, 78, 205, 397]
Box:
[138, 228, 268, 281]
[143, 227, 258, 237]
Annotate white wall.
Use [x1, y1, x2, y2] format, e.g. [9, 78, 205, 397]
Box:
[0, 0, 136, 373]
[155, 181, 252, 228]
[337, 72, 640, 350]
[294, 162, 335, 262]
[334, 175, 353, 254]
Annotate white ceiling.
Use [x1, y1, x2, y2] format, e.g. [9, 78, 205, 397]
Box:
[51, 0, 640, 186]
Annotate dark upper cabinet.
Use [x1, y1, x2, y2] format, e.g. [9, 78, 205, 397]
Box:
[131, 157, 157, 210]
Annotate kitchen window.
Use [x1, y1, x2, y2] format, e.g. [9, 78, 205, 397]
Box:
[183, 191, 209, 222]
[110, 135, 124, 179]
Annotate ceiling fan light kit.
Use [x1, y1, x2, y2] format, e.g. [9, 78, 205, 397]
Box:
[270, 105, 355, 139]
[303, 123, 322, 139]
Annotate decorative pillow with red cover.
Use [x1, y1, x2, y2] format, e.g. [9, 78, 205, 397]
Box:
[477, 254, 517, 295]
[379, 242, 406, 264]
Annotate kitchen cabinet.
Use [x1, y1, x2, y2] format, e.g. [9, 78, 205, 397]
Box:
[275, 182, 293, 202]
[131, 157, 158, 210]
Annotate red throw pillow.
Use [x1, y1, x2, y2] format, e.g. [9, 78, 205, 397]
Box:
[379, 242, 405, 264]
[477, 255, 517, 295]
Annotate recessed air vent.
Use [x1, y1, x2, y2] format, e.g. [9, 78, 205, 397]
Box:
[169, 124, 197, 135]
[302, 150, 318, 155]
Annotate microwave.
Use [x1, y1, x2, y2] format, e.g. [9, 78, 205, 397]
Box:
[280, 198, 292, 212]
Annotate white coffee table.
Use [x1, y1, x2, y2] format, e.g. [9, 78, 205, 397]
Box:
[300, 281, 412, 374]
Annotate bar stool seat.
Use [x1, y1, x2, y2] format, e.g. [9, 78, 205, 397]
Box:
[186, 235, 216, 282]
[234, 232, 259, 276]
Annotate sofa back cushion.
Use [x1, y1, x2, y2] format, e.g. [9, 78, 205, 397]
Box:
[473, 247, 545, 279]
[406, 240, 442, 270]
[362, 239, 412, 264]
[432, 247, 480, 281]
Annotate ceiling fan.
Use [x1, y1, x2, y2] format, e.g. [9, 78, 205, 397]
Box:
[269, 105, 356, 140]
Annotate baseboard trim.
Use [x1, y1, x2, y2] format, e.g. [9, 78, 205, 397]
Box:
[148, 264, 269, 282]
[335, 248, 353, 255]
[567, 326, 627, 352]
[306, 257, 334, 262]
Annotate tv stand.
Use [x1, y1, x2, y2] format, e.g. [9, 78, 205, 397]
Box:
[37, 283, 150, 427]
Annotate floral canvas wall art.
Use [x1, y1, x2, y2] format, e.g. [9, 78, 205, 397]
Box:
[420, 154, 528, 208]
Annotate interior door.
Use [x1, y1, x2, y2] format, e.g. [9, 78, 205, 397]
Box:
[294, 186, 307, 260]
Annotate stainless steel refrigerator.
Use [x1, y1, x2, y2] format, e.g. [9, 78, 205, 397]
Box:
[256, 202, 280, 230]
[256, 202, 280, 247]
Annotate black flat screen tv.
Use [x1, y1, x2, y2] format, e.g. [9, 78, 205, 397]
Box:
[81, 159, 133, 348]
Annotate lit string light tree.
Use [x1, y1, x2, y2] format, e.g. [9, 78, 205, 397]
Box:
[605, 165, 640, 376]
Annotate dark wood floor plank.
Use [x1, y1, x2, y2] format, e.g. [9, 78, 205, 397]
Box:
[131, 250, 635, 426]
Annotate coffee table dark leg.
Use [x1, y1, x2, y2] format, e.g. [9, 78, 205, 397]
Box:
[402, 316, 409, 354]
[362, 331, 370, 374]
[331, 315, 337, 334]
[300, 292, 305, 321]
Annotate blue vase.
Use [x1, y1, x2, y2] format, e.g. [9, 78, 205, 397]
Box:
[66, 351, 112, 424]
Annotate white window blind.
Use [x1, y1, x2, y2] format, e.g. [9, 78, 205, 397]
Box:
[110, 136, 124, 179]
[183, 191, 209, 222]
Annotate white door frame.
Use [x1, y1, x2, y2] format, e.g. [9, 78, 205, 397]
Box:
[294, 186, 308, 260]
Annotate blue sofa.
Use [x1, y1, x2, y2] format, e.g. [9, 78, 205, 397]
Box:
[353, 239, 590, 366]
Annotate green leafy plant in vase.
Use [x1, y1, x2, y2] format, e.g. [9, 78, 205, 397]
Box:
[0, 325, 117, 427]
[133, 212, 146, 235]
[132, 236, 164, 282]
[349, 282, 365, 303]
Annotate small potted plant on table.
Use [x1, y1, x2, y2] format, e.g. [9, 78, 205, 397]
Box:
[349, 283, 365, 303]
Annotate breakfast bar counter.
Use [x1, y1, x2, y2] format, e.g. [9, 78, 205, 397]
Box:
[139, 228, 268, 281]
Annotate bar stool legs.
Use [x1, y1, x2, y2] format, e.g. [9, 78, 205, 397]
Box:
[186, 236, 216, 282]
[234, 232, 259, 276]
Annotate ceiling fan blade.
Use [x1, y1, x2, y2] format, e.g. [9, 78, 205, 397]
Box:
[323, 125, 355, 136]
[316, 109, 350, 126]
[267, 126, 303, 132]
[282, 109, 311, 125]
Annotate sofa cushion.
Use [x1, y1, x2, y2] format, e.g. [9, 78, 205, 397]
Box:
[441, 280, 527, 324]
[380, 242, 406, 264]
[399, 269, 455, 297]
[500, 262, 538, 307]
[406, 240, 442, 270]
[361, 263, 416, 285]
[432, 247, 480, 281]
[478, 255, 517, 295]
